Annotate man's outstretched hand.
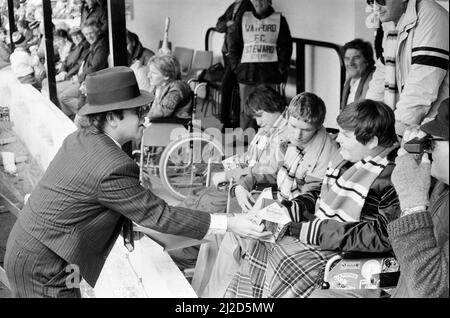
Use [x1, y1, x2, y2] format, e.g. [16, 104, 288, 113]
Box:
[227, 213, 272, 240]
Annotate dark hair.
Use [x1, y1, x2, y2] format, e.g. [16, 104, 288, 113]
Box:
[287, 92, 326, 127]
[54, 29, 69, 40]
[78, 110, 125, 132]
[246, 84, 285, 115]
[81, 19, 100, 31]
[17, 19, 29, 29]
[337, 99, 397, 147]
[342, 38, 375, 69]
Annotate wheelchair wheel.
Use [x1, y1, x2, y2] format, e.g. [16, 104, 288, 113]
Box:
[159, 133, 224, 200]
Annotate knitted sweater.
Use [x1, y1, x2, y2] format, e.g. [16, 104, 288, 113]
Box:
[388, 182, 449, 298]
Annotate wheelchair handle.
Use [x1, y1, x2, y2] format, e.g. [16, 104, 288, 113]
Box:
[322, 254, 343, 287]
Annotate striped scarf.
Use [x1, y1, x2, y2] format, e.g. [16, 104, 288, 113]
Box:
[276, 127, 330, 201]
[244, 112, 287, 167]
[383, 26, 399, 109]
[315, 146, 394, 222]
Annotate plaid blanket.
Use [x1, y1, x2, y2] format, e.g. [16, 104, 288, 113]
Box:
[225, 146, 396, 298]
[225, 237, 336, 298]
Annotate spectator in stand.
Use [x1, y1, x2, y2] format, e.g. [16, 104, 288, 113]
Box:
[309, 98, 449, 299]
[127, 30, 154, 92]
[54, 29, 74, 72]
[55, 27, 89, 82]
[341, 38, 376, 109]
[387, 98, 449, 298]
[9, 31, 40, 89]
[33, 22, 59, 84]
[41, 27, 89, 94]
[215, 0, 253, 131]
[0, 27, 10, 69]
[16, 19, 33, 44]
[58, 19, 108, 119]
[147, 54, 192, 119]
[80, 0, 108, 36]
[27, 20, 41, 48]
[365, 0, 449, 136]
[228, 0, 292, 130]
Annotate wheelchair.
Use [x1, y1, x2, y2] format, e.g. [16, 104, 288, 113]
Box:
[321, 251, 400, 292]
[136, 80, 224, 201]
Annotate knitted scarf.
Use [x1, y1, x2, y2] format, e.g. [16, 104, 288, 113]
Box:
[383, 25, 399, 109]
[245, 112, 287, 167]
[315, 146, 394, 222]
[276, 127, 329, 201]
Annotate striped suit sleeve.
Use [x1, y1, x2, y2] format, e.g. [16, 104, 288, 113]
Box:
[395, 6, 449, 127]
[98, 160, 210, 240]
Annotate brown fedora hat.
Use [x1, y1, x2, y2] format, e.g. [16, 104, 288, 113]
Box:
[78, 66, 154, 116]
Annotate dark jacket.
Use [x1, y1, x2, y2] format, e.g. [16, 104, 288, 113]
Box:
[78, 35, 108, 82]
[80, 0, 108, 35]
[216, 0, 253, 55]
[11, 129, 211, 286]
[388, 181, 449, 298]
[128, 37, 154, 67]
[340, 66, 375, 109]
[287, 150, 400, 252]
[228, 6, 292, 85]
[0, 42, 10, 69]
[60, 39, 90, 78]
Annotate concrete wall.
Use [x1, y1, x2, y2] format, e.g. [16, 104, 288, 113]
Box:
[0, 67, 77, 172]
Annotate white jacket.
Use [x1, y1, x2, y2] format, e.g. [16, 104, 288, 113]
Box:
[10, 48, 34, 77]
[366, 0, 449, 135]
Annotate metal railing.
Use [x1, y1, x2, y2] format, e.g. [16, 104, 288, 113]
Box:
[205, 27, 345, 104]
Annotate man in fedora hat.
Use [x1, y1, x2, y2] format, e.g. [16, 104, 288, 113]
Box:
[4, 66, 271, 298]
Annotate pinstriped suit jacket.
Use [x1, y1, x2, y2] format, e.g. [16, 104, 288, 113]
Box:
[14, 129, 211, 286]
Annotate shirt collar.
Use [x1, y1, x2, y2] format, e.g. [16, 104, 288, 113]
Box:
[104, 132, 121, 148]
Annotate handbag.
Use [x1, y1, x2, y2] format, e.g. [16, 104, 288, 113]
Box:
[198, 62, 225, 84]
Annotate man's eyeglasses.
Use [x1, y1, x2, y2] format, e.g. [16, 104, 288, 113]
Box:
[135, 105, 150, 119]
[366, 0, 386, 6]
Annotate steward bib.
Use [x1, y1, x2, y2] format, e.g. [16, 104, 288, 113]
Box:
[241, 11, 280, 63]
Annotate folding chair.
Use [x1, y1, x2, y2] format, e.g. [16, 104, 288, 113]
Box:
[187, 50, 213, 80]
[173, 46, 194, 76]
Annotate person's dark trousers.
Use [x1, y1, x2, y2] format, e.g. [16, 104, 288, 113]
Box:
[220, 54, 239, 130]
[4, 222, 81, 298]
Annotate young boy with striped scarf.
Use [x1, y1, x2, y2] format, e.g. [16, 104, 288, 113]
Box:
[201, 92, 338, 297]
[225, 99, 401, 298]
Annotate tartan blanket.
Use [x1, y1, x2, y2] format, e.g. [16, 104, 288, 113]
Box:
[225, 237, 336, 298]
